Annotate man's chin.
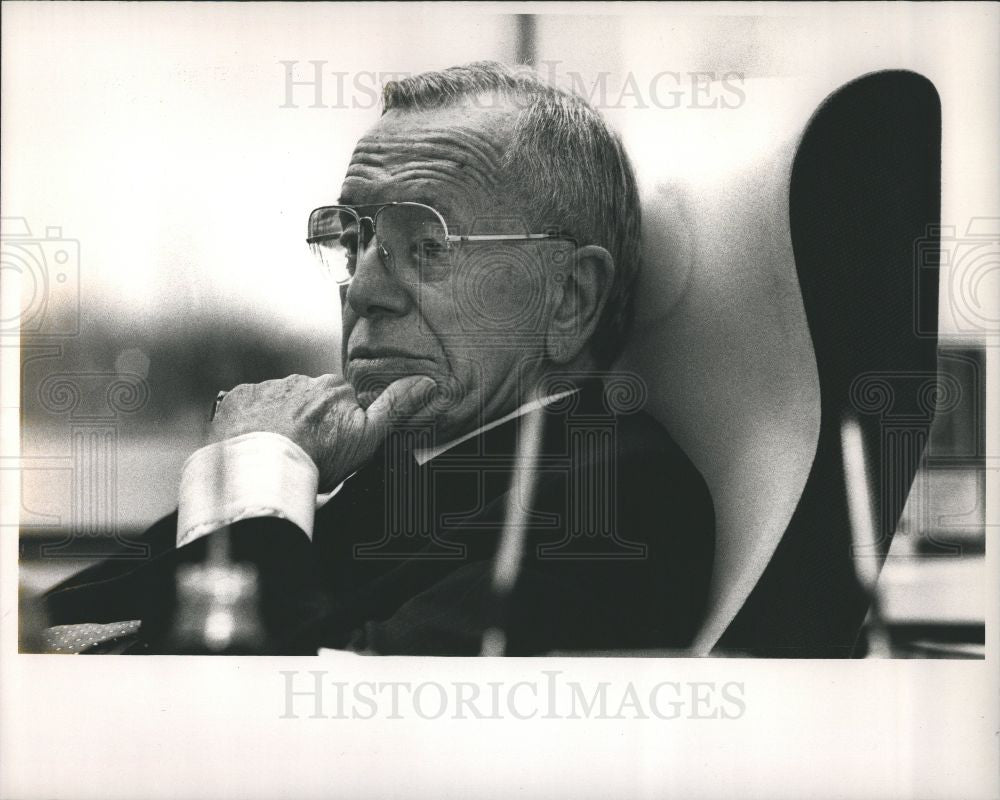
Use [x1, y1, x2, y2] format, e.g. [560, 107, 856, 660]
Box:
[347, 357, 439, 412]
[348, 370, 395, 411]
[352, 375, 467, 432]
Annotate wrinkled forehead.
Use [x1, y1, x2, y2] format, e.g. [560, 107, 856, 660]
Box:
[339, 105, 518, 224]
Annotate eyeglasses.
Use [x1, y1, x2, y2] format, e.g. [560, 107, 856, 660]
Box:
[306, 201, 573, 285]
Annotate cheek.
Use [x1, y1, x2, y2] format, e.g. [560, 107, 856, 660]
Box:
[339, 306, 354, 362]
[485, 270, 535, 318]
[339, 285, 354, 328]
[451, 255, 547, 335]
[409, 263, 547, 398]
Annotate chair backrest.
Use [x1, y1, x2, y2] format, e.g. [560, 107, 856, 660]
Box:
[619, 71, 941, 656]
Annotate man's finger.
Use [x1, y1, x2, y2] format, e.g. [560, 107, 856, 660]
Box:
[364, 375, 437, 433]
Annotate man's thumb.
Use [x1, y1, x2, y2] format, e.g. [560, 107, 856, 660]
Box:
[364, 375, 437, 433]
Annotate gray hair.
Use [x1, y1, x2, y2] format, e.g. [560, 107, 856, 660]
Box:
[381, 61, 641, 368]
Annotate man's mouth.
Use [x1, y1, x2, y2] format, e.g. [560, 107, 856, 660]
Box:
[349, 346, 425, 361]
[347, 348, 437, 377]
[346, 348, 438, 406]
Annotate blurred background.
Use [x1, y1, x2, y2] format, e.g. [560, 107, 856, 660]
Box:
[5, 4, 994, 655]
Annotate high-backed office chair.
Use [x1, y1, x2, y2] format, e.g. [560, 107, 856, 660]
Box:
[621, 71, 942, 657]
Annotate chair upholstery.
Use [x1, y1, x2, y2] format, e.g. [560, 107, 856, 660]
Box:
[620, 71, 941, 656]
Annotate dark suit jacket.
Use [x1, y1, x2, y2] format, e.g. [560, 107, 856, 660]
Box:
[45, 380, 715, 655]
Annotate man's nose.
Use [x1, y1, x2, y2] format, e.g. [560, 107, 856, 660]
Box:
[345, 237, 410, 318]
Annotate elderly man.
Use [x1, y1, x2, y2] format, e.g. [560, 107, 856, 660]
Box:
[44, 62, 714, 655]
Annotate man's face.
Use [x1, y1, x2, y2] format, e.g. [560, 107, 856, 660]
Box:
[338, 101, 565, 440]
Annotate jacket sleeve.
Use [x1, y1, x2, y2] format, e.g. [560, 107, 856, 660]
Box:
[43, 430, 329, 651]
[43, 512, 326, 654]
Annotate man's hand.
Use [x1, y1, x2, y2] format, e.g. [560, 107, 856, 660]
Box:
[208, 374, 436, 490]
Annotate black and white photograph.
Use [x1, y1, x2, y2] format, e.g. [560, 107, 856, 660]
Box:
[1, 2, 997, 798]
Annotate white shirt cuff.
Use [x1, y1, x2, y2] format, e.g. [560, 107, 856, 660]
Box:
[176, 432, 320, 548]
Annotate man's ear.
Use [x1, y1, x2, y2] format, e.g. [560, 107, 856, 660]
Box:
[545, 244, 615, 365]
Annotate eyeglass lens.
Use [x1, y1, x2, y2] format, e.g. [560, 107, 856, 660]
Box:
[308, 204, 450, 284]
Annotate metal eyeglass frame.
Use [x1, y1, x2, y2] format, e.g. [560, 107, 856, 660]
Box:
[306, 201, 575, 282]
